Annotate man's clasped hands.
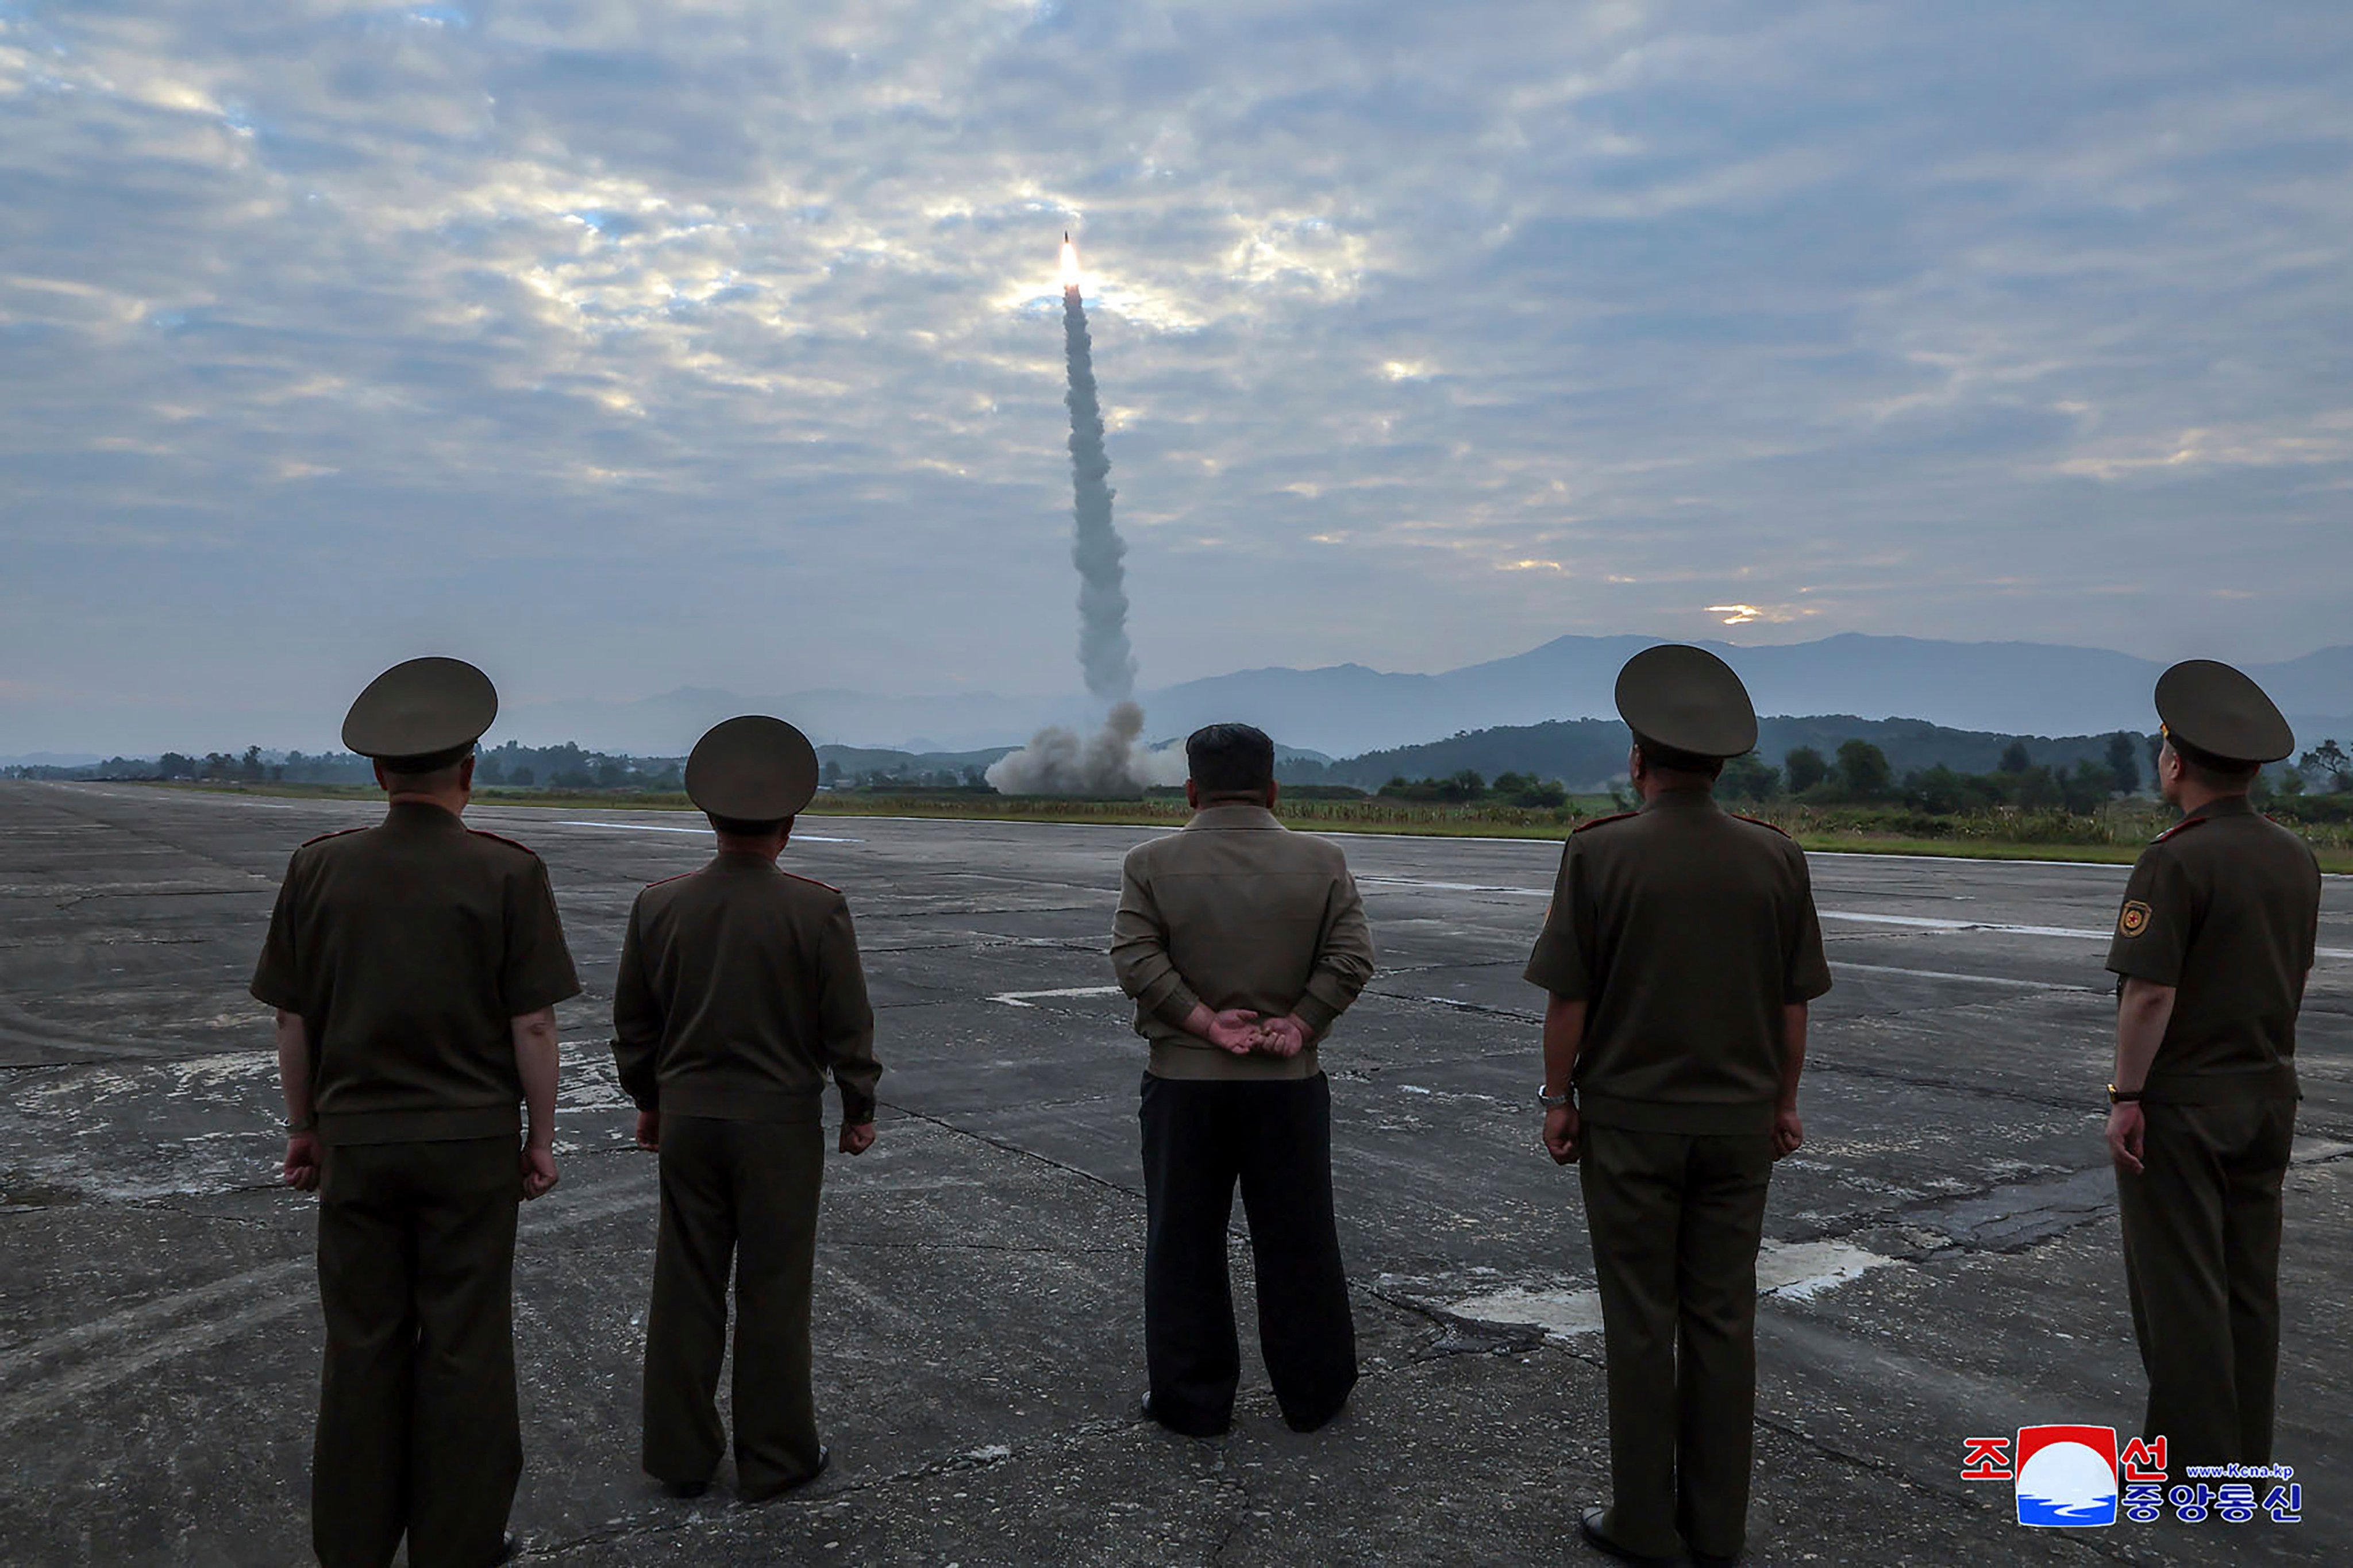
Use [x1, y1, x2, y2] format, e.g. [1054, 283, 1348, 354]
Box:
[1188, 1004, 1315, 1058]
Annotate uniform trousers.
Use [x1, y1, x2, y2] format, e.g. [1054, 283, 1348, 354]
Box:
[642, 1114, 826, 1497]
[1580, 1122, 1775, 1562]
[313, 1135, 521, 1568]
[2116, 1096, 2296, 1470]
[1138, 1071, 1357, 1435]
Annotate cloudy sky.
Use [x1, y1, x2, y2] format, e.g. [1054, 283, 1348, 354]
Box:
[4, 1, 2350, 753]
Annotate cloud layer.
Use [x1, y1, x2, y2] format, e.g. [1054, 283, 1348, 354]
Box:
[4, 1, 2350, 750]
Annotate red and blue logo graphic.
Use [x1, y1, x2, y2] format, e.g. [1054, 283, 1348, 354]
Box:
[2014, 1425, 2119, 1527]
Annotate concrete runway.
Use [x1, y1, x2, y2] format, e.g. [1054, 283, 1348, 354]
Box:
[3, 779, 2348, 1566]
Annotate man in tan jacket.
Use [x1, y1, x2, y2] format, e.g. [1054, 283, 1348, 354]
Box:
[1111, 722, 1376, 1437]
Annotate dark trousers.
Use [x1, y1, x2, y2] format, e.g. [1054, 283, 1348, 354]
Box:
[1138, 1072, 1357, 1435]
[313, 1136, 521, 1568]
[1580, 1123, 1775, 1562]
[642, 1114, 826, 1497]
[2117, 1097, 2295, 1470]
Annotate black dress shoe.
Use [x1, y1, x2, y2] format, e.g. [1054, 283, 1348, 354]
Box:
[740, 1446, 831, 1502]
[660, 1478, 709, 1499]
[1578, 1507, 1679, 1566]
[1139, 1391, 1230, 1438]
[1281, 1400, 1347, 1434]
[1690, 1551, 1739, 1567]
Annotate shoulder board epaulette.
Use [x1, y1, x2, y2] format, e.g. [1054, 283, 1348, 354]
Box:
[298, 826, 367, 849]
[2150, 816, 2210, 846]
[1731, 812, 1793, 838]
[465, 827, 542, 858]
[1571, 811, 1638, 835]
[641, 870, 696, 891]
[781, 869, 843, 894]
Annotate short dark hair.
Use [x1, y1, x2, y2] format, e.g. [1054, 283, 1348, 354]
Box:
[1186, 723, 1276, 797]
[1632, 733, 1725, 780]
[380, 744, 475, 788]
[2167, 737, 2259, 789]
[707, 813, 791, 838]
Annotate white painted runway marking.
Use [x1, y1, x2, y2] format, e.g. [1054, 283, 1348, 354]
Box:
[1448, 1240, 1896, 1338]
[1351, 874, 2124, 941]
[1820, 910, 2106, 940]
[989, 985, 1126, 1008]
[1351, 876, 2353, 961]
[554, 819, 863, 843]
[1820, 909, 2353, 960]
[1358, 876, 1547, 896]
[1830, 961, 2098, 991]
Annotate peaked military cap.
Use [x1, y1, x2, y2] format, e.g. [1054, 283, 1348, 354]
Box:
[2155, 659, 2294, 765]
[342, 657, 498, 766]
[1615, 644, 1758, 760]
[686, 715, 821, 821]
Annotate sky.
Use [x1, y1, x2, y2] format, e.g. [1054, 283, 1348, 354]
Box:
[3, 1, 2351, 754]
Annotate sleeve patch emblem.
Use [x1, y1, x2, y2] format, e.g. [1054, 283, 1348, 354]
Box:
[2117, 900, 2152, 938]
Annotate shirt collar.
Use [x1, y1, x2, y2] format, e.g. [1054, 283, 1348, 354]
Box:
[384, 799, 464, 830]
[2183, 793, 2257, 823]
[1188, 803, 1281, 829]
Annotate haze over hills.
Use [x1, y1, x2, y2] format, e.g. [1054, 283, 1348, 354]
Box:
[498, 635, 2353, 759]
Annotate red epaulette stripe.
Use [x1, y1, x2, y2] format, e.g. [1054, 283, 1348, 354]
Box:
[466, 828, 542, 857]
[1571, 811, 1639, 835]
[2151, 816, 2211, 845]
[299, 826, 368, 848]
[1731, 812, 1793, 838]
[781, 870, 844, 893]
[642, 871, 697, 889]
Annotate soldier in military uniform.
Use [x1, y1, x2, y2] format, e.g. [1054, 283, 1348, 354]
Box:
[611, 715, 881, 1501]
[252, 657, 580, 1568]
[1110, 722, 1377, 1438]
[1522, 645, 1831, 1567]
[2105, 660, 2319, 1473]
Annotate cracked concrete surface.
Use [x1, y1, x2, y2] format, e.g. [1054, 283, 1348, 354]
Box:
[2, 780, 2348, 1565]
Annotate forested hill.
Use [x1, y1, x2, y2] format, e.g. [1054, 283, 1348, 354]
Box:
[1286, 715, 2158, 792]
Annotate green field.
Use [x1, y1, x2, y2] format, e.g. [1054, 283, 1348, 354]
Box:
[140, 780, 2353, 873]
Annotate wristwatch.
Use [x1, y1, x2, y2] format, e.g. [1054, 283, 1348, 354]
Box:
[1536, 1084, 1572, 1109]
[2106, 1084, 2142, 1106]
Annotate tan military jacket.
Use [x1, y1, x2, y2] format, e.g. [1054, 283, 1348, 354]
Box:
[250, 802, 581, 1145]
[2105, 794, 2320, 1104]
[612, 852, 881, 1124]
[1111, 804, 1376, 1081]
[1523, 788, 1831, 1135]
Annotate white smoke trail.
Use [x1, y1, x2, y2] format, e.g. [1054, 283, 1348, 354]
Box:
[990, 250, 1181, 796]
[1062, 273, 1135, 702]
[985, 700, 1187, 797]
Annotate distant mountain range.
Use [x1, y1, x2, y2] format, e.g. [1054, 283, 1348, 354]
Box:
[1300, 716, 2150, 793]
[499, 634, 2353, 759]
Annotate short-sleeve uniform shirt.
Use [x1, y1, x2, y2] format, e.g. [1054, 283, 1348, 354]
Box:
[251, 801, 581, 1143]
[2105, 795, 2320, 1104]
[1524, 789, 1832, 1134]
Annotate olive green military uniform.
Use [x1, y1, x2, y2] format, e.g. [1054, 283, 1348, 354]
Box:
[252, 804, 579, 1567]
[2108, 796, 2319, 1467]
[1523, 644, 1830, 1565]
[1111, 802, 1377, 1435]
[611, 716, 880, 1498]
[1525, 792, 1830, 1559]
